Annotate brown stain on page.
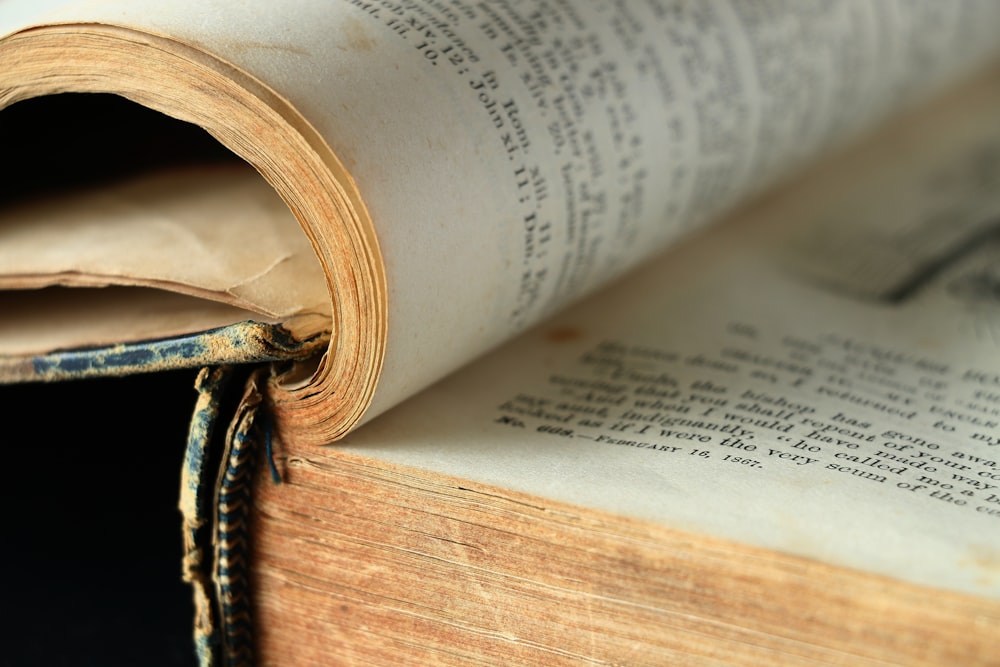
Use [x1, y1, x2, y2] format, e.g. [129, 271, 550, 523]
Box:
[342, 16, 376, 52]
[545, 327, 583, 343]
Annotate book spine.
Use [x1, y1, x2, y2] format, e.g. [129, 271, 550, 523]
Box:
[0, 321, 326, 383]
[181, 365, 277, 667]
[181, 366, 234, 667]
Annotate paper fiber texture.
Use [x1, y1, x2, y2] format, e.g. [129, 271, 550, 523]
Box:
[3, 2, 1000, 441]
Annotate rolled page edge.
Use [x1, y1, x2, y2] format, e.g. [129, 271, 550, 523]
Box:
[0, 23, 388, 445]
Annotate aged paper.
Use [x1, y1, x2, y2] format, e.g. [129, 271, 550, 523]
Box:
[337, 77, 1000, 595]
[3, 1, 1000, 436]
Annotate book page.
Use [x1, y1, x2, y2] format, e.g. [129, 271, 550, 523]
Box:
[3, 2, 1000, 436]
[335, 66, 1000, 597]
[0, 162, 328, 322]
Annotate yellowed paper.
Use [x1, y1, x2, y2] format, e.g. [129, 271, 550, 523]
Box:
[338, 77, 1000, 596]
[2, 1, 1000, 441]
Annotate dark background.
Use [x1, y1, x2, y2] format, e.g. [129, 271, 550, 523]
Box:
[1, 93, 242, 666]
[1, 370, 202, 667]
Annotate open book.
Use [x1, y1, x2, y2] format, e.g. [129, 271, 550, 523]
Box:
[3, 1, 1000, 665]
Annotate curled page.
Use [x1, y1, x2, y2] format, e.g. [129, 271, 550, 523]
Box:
[2, 1, 1000, 444]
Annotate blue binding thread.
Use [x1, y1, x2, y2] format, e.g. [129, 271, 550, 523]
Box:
[13, 321, 328, 383]
[180, 366, 234, 667]
[182, 365, 276, 667]
[213, 367, 267, 667]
